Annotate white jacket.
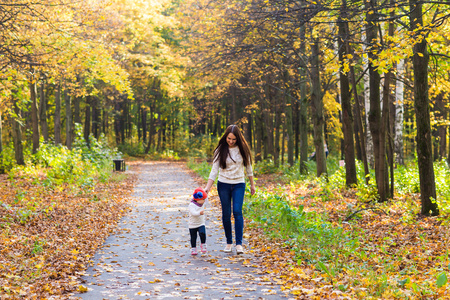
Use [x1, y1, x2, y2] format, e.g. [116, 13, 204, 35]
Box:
[188, 199, 207, 228]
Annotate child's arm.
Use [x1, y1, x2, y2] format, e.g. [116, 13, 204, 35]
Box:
[189, 203, 202, 216]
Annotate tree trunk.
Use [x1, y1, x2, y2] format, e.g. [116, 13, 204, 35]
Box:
[338, 11, 357, 186]
[103, 108, 107, 135]
[394, 59, 405, 165]
[310, 39, 327, 177]
[286, 80, 294, 167]
[383, 6, 396, 199]
[11, 97, 25, 165]
[274, 91, 282, 168]
[410, 0, 438, 216]
[353, 103, 362, 160]
[0, 112, 4, 174]
[114, 100, 121, 145]
[30, 77, 40, 154]
[436, 94, 446, 160]
[121, 97, 126, 144]
[362, 32, 374, 168]
[366, 0, 386, 201]
[263, 81, 274, 160]
[299, 25, 309, 174]
[54, 84, 61, 145]
[255, 100, 263, 162]
[65, 88, 72, 149]
[348, 54, 370, 183]
[73, 96, 81, 125]
[39, 78, 48, 142]
[381, 76, 391, 198]
[84, 96, 91, 145]
[145, 98, 155, 154]
[92, 97, 99, 139]
[142, 97, 147, 144]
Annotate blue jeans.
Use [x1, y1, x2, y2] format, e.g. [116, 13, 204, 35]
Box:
[217, 181, 246, 245]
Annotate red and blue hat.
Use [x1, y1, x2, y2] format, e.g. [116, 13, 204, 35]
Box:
[193, 187, 207, 200]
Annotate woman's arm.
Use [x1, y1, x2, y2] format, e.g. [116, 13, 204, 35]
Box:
[248, 176, 256, 195]
[204, 178, 214, 194]
[205, 157, 219, 194]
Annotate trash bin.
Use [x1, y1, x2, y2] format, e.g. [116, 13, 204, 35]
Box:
[113, 159, 126, 172]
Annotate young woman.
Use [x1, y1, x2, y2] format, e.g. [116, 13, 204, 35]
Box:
[204, 125, 255, 254]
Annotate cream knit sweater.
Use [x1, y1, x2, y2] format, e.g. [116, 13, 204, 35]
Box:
[208, 147, 253, 184]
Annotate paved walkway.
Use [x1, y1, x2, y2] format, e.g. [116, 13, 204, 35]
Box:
[74, 161, 291, 299]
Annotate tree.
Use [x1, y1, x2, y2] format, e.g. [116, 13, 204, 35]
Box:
[338, 3, 357, 186]
[410, 0, 439, 216]
[311, 38, 327, 177]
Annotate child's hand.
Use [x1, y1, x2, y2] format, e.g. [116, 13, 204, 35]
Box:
[200, 211, 204, 215]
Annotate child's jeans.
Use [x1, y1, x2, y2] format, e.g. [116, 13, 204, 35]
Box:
[189, 225, 206, 248]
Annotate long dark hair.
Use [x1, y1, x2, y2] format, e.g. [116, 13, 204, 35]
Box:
[213, 125, 252, 169]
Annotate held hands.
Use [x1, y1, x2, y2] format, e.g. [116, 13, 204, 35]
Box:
[200, 211, 204, 215]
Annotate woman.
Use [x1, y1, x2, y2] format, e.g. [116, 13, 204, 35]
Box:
[204, 125, 256, 254]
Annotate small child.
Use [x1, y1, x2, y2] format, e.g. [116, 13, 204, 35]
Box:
[188, 187, 208, 255]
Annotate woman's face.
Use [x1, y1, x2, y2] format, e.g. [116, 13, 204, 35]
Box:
[226, 132, 237, 148]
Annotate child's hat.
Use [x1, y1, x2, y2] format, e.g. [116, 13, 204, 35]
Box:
[193, 187, 207, 200]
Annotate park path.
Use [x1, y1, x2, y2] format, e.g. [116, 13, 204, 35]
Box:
[73, 161, 291, 300]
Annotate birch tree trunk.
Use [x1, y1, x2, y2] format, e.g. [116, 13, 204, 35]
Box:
[394, 58, 405, 165]
[362, 32, 374, 167]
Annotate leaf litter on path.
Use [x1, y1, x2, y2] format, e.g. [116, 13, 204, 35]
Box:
[71, 161, 292, 299]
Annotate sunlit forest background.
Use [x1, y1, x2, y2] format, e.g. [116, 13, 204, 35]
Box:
[2, 0, 450, 212]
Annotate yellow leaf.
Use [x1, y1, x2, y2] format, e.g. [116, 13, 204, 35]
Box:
[78, 285, 88, 293]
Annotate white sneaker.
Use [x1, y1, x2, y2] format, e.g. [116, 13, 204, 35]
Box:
[224, 244, 232, 252]
[236, 245, 244, 254]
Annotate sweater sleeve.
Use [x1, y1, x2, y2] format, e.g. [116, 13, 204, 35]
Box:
[245, 161, 253, 177]
[189, 203, 201, 216]
[208, 158, 220, 182]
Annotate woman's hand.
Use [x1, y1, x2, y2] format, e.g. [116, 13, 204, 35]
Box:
[250, 184, 256, 195]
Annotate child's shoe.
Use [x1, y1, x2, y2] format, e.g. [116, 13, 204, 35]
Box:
[200, 244, 207, 253]
[191, 248, 198, 255]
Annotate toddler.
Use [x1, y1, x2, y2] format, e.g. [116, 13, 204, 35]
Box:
[188, 187, 208, 255]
